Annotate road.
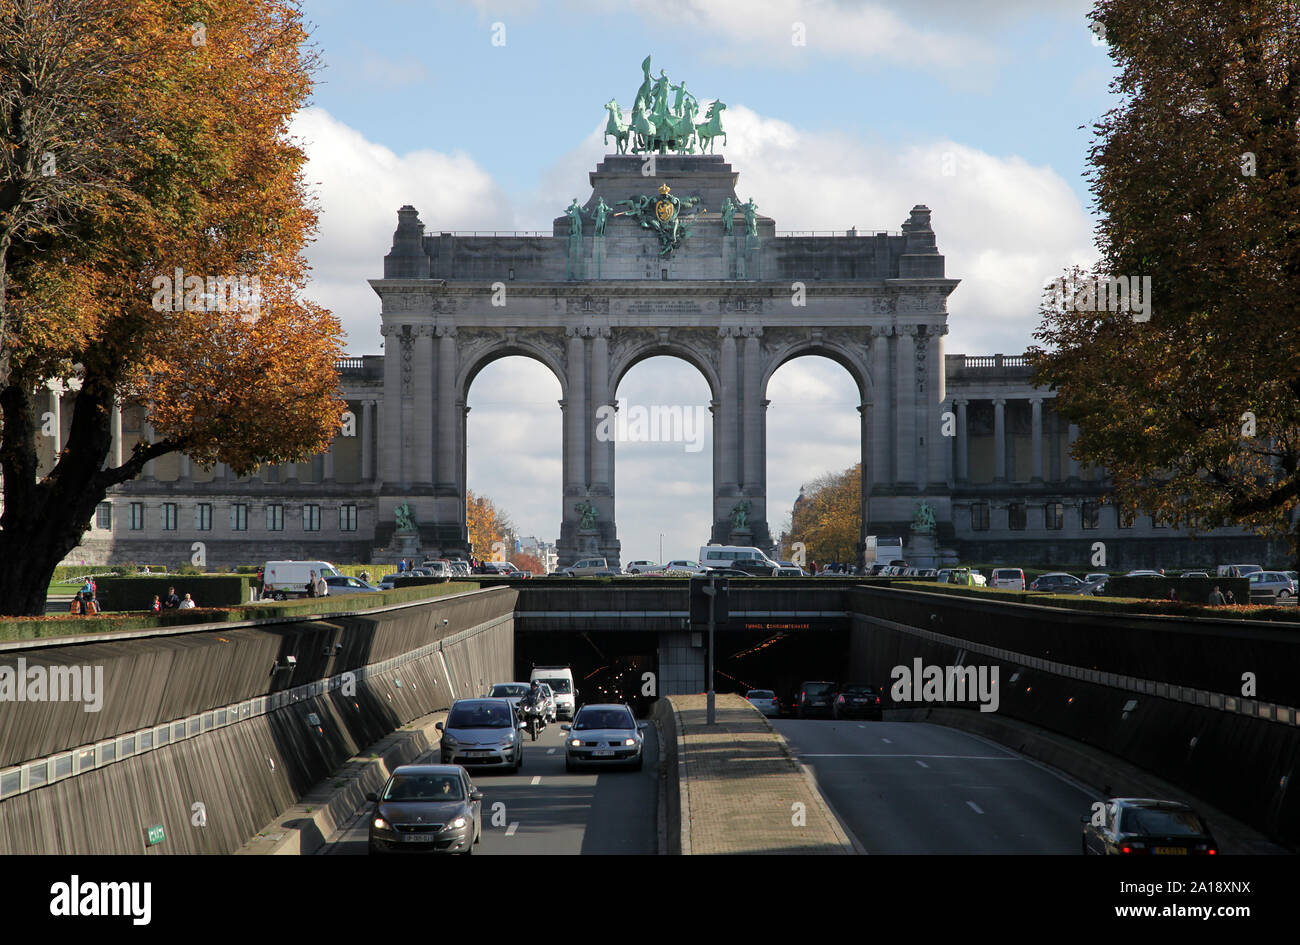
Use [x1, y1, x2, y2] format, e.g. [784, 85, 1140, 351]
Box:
[774, 719, 1096, 854]
[319, 721, 659, 855]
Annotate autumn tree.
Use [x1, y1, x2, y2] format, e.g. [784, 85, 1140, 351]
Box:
[510, 551, 543, 575]
[780, 464, 861, 566]
[465, 490, 516, 562]
[0, 0, 344, 615]
[1031, 1, 1300, 568]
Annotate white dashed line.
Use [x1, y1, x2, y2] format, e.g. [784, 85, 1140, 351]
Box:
[505, 822, 518, 836]
[547, 748, 556, 755]
[530, 775, 541, 785]
[967, 801, 985, 815]
[881, 737, 892, 744]
[915, 760, 929, 768]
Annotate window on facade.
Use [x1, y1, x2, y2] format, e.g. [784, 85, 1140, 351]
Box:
[1118, 508, 1135, 528]
[1081, 501, 1100, 529]
[95, 502, 112, 530]
[195, 503, 212, 531]
[162, 503, 178, 531]
[129, 502, 145, 531]
[340, 504, 358, 532]
[1045, 502, 1064, 530]
[1008, 503, 1027, 531]
[303, 504, 321, 531]
[1152, 511, 1169, 528]
[266, 504, 284, 531]
[231, 503, 248, 531]
[971, 502, 990, 531]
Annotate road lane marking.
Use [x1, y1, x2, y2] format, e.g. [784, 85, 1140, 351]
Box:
[967, 801, 985, 814]
[547, 748, 556, 754]
[881, 738, 892, 744]
[915, 760, 929, 768]
[858, 725, 866, 729]
[530, 775, 541, 785]
[505, 822, 518, 837]
[803, 753, 1020, 760]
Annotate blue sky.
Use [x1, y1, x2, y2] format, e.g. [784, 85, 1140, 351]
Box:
[294, 0, 1119, 563]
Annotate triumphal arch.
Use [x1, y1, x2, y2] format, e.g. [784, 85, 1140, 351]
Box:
[369, 57, 957, 568]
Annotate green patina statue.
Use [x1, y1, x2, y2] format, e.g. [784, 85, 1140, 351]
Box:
[611, 55, 724, 156]
[614, 184, 702, 256]
[591, 196, 612, 236]
[720, 196, 736, 235]
[912, 501, 936, 535]
[730, 500, 751, 530]
[574, 500, 598, 530]
[565, 198, 583, 237]
[742, 197, 759, 236]
[394, 502, 416, 533]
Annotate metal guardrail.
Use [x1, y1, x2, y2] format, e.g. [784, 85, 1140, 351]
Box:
[859, 610, 1298, 727]
[0, 613, 512, 802]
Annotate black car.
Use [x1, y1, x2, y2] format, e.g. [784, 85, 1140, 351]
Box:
[1081, 798, 1217, 855]
[833, 684, 883, 720]
[727, 559, 780, 577]
[367, 764, 483, 855]
[796, 680, 837, 718]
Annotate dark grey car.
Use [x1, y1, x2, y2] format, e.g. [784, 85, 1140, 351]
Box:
[367, 764, 482, 855]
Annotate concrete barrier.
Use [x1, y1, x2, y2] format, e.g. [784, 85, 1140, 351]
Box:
[0, 588, 515, 854]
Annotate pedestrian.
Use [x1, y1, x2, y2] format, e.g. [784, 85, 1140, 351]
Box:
[1168, 587, 1178, 602]
[1209, 586, 1226, 606]
[178, 593, 196, 610]
[397, 559, 406, 574]
[1225, 589, 1235, 605]
[315, 571, 328, 597]
[810, 560, 818, 575]
[307, 570, 318, 598]
[164, 586, 180, 609]
[151, 595, 162, 614]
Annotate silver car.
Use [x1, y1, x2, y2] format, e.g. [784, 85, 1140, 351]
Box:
[1248, 571, 1296, 604]
[745, 689, 781, 717]
[367, 764, 482, 855]
[563, 704, 645, 771]
[486, 682, 530, 717]
[437, 698, 524, 772]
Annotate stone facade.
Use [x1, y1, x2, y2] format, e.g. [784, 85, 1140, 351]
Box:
[50, 154, 1272, 571]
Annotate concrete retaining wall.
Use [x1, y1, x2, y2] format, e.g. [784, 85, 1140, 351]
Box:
[0, 588, 515, 854]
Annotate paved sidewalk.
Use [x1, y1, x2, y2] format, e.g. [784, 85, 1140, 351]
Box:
[670, 694, 852, 854]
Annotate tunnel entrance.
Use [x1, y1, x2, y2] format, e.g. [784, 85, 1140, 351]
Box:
[515, 631, 661, 718]
[713, 628, 851, 705]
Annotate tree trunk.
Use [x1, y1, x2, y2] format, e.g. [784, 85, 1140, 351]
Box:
[0, 368, 168, 616]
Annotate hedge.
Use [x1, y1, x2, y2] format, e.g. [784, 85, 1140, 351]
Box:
[0, 581, 481, 643]
[1105, 576, 1250, 604]
[96, 575, 258, 611]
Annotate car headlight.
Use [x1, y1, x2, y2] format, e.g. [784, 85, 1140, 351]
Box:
[502, 730, 515, 743]
[623, 738, 637, 746]
[373, 817, 389, 830]
[444, 816, 467, 831]
[440, 735, 458, 747]
[569, 739, 583, 747]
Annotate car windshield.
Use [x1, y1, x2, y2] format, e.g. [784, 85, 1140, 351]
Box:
[803, 682, 835, 695]
[747, 690, 775, 699]
[1121, 807, 1207, 836]
[382, 773, 464, 802]
[573, 709, 635, 731]
[446, 703, 513, 728]
[490, 684, 528, 697]
[539, 677, 571, 693]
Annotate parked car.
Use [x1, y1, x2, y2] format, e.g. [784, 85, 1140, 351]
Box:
[1066, 577, 1107, 596]
[1248, 571, 1297, 604]
[625, 560, 667, 574]
[664, 559, 709, 574]
[796, 680, 837, 719]
[1081, 798, 1217, 856]
[323, 575, 381, 594]
[705, 567, 754, 578]
[1084, 573, 1109, 583]
[729, 558, 781, 577]
[378, 573, 401, 590]
[436, 698, 524, 773]
[745, 689, 781, 717]
[366, 764, 482, 855]
[775, 566, 808, 577]
[1217, 564, 1262, 578]
[559, 557, 611, 577]
[991, 568, 1026, 590]
[1124, 569, 1164, 577]
[1180, 571, 1209, 579]
[1030, 572, 1085, 592]
[563, 704, 645, 771]
[446, 560, 471, 578]
[833, 685, 883, 720]
[935, 568, 952, 583]
[261, 560, 342, 600]
[420, 559, 452, 580]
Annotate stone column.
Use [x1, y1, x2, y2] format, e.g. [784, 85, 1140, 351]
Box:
[954, 399, 969, 483]
[564, 327, 588, 492]
[413, 325, 435, 486]
[436, 327, 458, 488]
[590, 327, 613, 493]
[858, 402, 871, 557]
[993, 398, 1007, 482]
[926, 326, 949, 488]
[1068, 423, 1081, 480]
[141, 418, 156, 480]
[869, 327, 892, 489]
[1030, 397, 1044, 482]
[362, 399, 376, 482]
[717, 327, 740, 493]
[49, 387, 63, 456]
[109, 401, 123, 469]
[894, 326, 917, 484]
[322, 440, 335, 482]
[1048, 410, 1061, 482]
[742, 327, 764, 492]
[179, 453, 192, 482]
[380, 324, 403, 487]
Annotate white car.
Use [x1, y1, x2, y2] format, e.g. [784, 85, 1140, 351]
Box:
[624, 560, 667, 574]
[663, 559, 709, 574]
[745, 689, 781, 717]
[990, 568, 1025, 590]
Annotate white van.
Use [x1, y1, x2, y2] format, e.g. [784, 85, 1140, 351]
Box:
[262, 560, 342, 600]
[531, 665, 577, 720]
[698, 545, 780, 574]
